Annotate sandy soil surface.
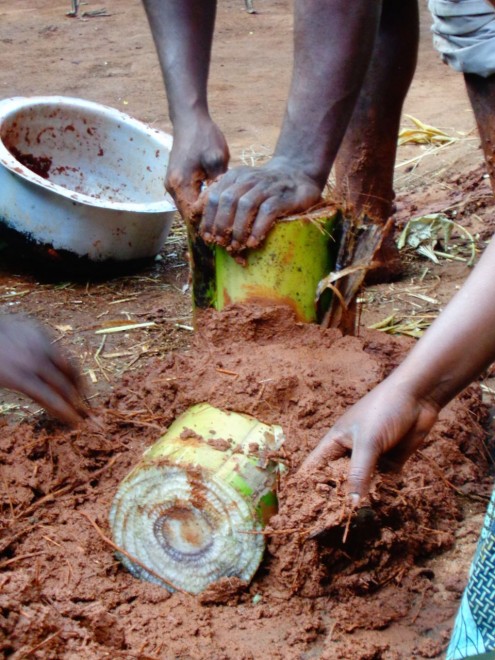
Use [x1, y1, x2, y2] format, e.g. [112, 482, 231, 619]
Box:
[1, 1, 495, 658]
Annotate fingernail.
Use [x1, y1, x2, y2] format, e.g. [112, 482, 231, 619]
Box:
[202, 232, 212, 242]
[349, 493, 361, 509]
[230, 240, 240, 251]
[246, 236, 258, 249]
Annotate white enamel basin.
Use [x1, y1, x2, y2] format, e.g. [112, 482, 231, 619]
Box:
[0, 96, 176, 261]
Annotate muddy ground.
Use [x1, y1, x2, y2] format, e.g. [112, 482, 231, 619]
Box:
[1, 1, 495, 658]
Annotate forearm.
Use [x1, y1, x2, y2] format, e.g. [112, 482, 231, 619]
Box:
[391, 238, 495, 408]
[142, 0, 216, 127]
[274, 0, 382, 187]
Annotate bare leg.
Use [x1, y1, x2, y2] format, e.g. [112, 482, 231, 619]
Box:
[334, 0, 419, 223]
[465, 73, 495, 193]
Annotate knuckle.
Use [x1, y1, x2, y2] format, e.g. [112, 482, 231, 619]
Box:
[259, 198, 277, 214]
[203, 152, 227, 174]
[218, 189, 237, 208]
[232, 226, 247, 243]
[165, 171, 182, 192]
[205, 189, 221, 208]
[348, 466, 368, 484]
[237, 194, 256, 214]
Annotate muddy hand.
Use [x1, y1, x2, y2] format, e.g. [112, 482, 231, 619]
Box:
[198, 156, 322, 252]
[0, 315, 87, 425]
[300, 379, 440, 507]
[166, 116, 229, 220]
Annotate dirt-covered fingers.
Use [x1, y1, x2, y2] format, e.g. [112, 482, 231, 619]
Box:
[346, 439, 382, 507]
[167, 117, 230, 218]
[16, 369, 85, 425]
[300, 425, 381, 507]
[42, 352, 88, 419]
[186, 148, 231, 220]
[242, 184, 319, 249]
[24, 341, 87, 422]
[299, 429, 352, 475]
[166, 163, 204, 220]
[199, 168, 254, 243]
[201, 175, 322, 250]
[0, 316, 89, 424]
[229, 184, 280, 250]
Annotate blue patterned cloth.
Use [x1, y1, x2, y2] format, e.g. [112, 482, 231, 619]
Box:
[447, 489, 495, 659]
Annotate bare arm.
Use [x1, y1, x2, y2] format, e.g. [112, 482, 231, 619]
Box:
[143, 0, 214, 126]
[302, 237, 495, 502]
[142, 0, 229, 217]
[275, 0, 381, 189]
[200, 0, 382, 250]
[378, 238, 495, 409]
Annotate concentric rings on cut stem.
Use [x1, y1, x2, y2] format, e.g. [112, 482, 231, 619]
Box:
[109, 463, 265, 594]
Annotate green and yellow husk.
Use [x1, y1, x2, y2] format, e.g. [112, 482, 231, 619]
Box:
[189, 210, 339, 323]
[109, 403, 284, 594]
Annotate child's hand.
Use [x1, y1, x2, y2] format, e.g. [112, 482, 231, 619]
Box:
[0, 315, 87, 425]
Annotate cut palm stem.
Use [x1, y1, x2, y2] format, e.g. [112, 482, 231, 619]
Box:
[109, 403, 285, 594]
[189, 210, 339, 324]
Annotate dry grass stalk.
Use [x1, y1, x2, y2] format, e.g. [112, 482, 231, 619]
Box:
[368, 313, 434, 338]
[398, 115, 457, 147]
[95, 321, 157, 334]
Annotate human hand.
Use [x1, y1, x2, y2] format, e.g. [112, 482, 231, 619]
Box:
[198, 156, 323, 252]
[166, 114, 229, 220]
[0, 316, 87, 425]
[300, 379, 441, 506]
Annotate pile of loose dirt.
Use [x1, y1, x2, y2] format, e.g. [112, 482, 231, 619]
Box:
[0, 304, 491, 658]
